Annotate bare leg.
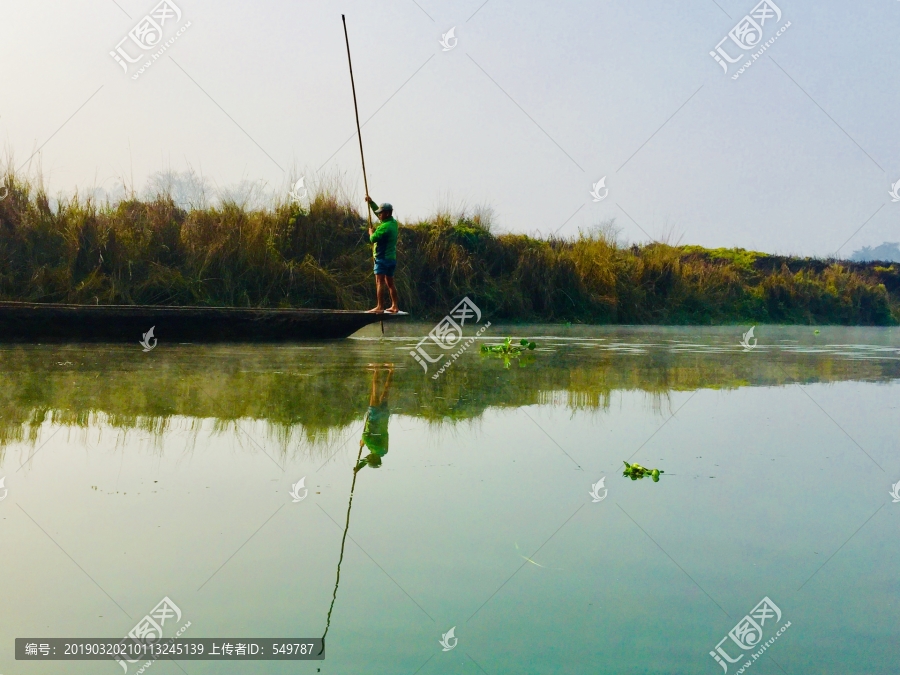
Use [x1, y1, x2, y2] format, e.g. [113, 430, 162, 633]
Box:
[385, 276, 400, 313]
[378, 365, 394, 404]
[379, 276, 388, 311]
[369, 367, 379, 406]
[368, 274, 386, 313]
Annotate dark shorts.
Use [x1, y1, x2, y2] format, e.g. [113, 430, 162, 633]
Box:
[374, 258, 397, 277]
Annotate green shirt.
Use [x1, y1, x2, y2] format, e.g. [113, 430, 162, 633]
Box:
[362, 403, 390, 455]
[367, 199, 398, 260]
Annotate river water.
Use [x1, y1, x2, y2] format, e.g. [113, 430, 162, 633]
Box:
[1, 324, 898, 674]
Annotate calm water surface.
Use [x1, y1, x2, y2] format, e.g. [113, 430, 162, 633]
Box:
[1, 324, 899, 674]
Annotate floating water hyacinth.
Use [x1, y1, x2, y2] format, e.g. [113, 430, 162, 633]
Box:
[480, 337, 536, 355]
[480, 338, 537, 369]
[622, 462, 664, 482]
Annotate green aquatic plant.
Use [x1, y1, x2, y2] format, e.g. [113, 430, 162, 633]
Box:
[480, 338, 537, 368]
[623, 461, 664, 482]
[481, 337, 536, 355]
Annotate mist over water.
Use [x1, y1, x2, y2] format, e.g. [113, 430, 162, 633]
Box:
[2, 325, 898, 673]
[5, 0, 900, 671]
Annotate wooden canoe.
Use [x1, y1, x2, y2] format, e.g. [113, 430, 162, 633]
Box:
[0, 301, 408, 342]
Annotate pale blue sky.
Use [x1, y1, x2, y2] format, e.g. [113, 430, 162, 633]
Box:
[1, 0, 898, 255]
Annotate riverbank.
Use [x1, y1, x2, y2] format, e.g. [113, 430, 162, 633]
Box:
[1, 177, 897, 324]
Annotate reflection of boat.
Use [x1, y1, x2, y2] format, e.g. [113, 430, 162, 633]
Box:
[0, 301, 408, 342]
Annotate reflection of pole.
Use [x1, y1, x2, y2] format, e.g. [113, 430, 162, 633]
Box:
[320, 438, 365, 654]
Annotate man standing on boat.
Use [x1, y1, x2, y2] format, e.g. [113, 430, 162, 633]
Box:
[365, 196, 400, 314]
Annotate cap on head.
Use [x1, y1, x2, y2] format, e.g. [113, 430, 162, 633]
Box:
[374, 202, 393, 215]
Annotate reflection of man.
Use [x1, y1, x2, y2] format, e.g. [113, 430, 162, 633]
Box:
[355, 365, 393, 472]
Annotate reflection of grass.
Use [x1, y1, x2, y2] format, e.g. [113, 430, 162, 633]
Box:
[0, 172, 896, 324]
[1, 342, 899, 462]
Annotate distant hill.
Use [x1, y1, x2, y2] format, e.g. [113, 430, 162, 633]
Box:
[851, 242, 900, 263]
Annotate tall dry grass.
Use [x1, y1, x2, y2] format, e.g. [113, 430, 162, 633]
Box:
[0, 172, 897, 324]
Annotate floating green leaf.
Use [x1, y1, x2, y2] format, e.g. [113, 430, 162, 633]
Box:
[480, 338, 539, 369]
[481, 337, 537, 356]
[622, 461, 665, 482]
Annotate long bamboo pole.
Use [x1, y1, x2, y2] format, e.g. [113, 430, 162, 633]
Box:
[341, 15, 372, 229]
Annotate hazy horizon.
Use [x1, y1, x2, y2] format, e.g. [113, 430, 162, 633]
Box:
[2, 0, 898, 257]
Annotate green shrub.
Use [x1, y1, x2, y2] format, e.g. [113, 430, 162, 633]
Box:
[0, 173, 896, 324]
